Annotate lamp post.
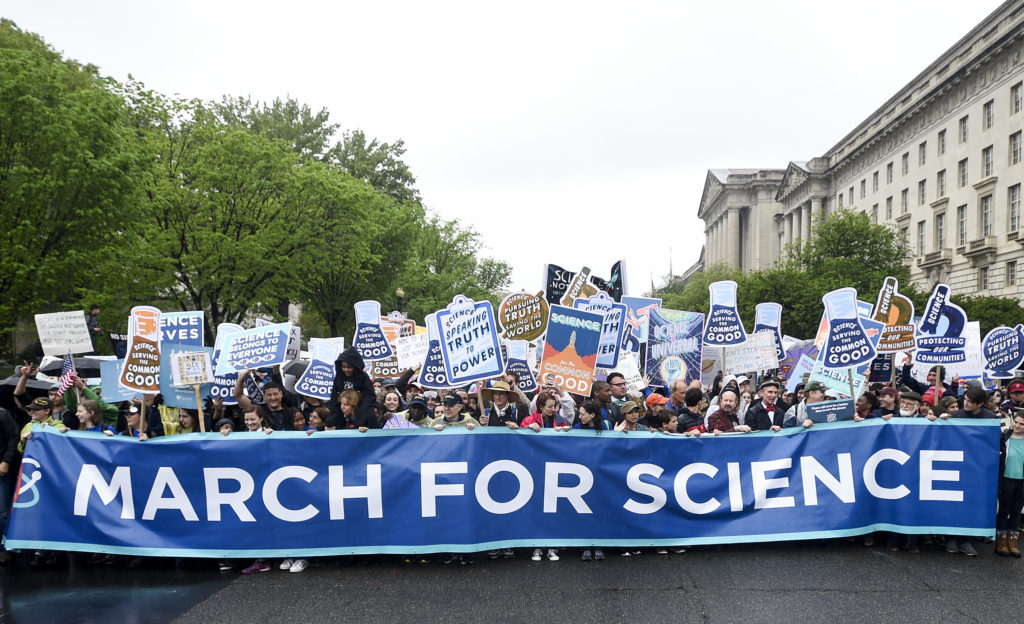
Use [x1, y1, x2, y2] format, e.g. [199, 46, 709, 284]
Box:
[396, 288, 405, 316]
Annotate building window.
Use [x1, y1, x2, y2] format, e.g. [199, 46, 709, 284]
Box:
[938, 129, 947, 155]
[957, 204, 967, 246]
[838, 193, 844, 209]
[901, 188, 909, 213]
[979, 266, 990, 290]
[900, 227, 909, 244]
[936, 213, 946, 249]
[1011, 131, 1021, 165]
[886, 162, 893, 184]
[937, 169, 946, 198]
[886, 196, 893, 220]
[919, 142, 927, 166]
[902, 152, 909, 175]
[872, 204, 878, 223]
[917, 221, 926, 254]
[1013, 82, 1023, 115]
[958, 158, 969, 187]
[860, 179, 866, 199]
[1011, 184, 1021, 231]
[1009, 260, 1018, 287]
[849, 187, 854, 205]
[959, 116, 969, 143]
[982, 146, 994, 177]
[918, 179, 927, 205]
[981, 195, 993, 237]
[873, 171, 879, 192]
[983, 100, 994, 129]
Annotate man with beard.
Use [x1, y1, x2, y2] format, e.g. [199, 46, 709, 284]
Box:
[706, 387, 751, 435]
[745, 379, 791, 432]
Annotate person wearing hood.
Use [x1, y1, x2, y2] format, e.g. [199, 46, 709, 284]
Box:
[328, 347, 378, 430]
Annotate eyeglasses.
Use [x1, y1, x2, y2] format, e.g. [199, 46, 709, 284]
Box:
[611, 382, 627, 387]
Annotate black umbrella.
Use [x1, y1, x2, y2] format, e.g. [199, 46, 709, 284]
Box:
[282, 360, 310, 377]
[0, 374, 52, 398]
[40, 356, 105, 379]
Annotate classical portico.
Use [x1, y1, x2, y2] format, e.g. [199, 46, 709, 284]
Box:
[696, 169, 786, 272]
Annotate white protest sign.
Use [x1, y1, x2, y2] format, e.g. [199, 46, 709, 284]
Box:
[701, 347, 723, 389]
[394, 333, 429, 370]
[308, 336, 346, 354]
[785, 354, 817, 393]
[294, 343, 339, 400]
[912, 321, 983, 379]
[434, 295, 504, 385]
[722, 331, 780, 375]
[170, 350, 214, 387]
[215, 322, 292, 376]
[609, 351, 645, 393]
[34, 310, 94, 356]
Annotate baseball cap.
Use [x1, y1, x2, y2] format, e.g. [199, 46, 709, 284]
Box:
[442, 393, 463, 406]
[1010, 382, 1024, 393]
[645, 394, 670, 408]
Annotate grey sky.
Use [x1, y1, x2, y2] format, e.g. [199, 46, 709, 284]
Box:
[4, 0, 1003, 297]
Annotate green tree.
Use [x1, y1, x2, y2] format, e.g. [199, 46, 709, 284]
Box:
[329, 129, 421, 203]
[952, 295, 1024, 337]
[0, 21, 147, 343]
[212, 95, 338, 161]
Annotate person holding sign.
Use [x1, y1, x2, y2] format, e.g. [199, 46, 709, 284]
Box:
[429, 394, 479, 430]
[522, 392, 570, 431]
[783, 381, 825, 429]
[233, 372, 295, 432]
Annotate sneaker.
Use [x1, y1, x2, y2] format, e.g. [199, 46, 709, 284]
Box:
[501, 549, 515, 559]
[289, 559, 308, 572]
[487, 550, 500, 560]
[581, 550, 592, 561]
[959, 540, 977, 557]
[531, 549, 542, 562]
[620, 550, 632, 557]
[670, 547, 687, 554]
[442, 554, 459, 564]
[218, 560, 233, 571]
[459, 555, 474, 565]
[547, 549, 559, 561]
[945, 540, 959, 554]
[241, 560, 270, 574]
[279, 558, 294, 570]
[656, 548, 668, 555]
[594, 549, 605, 561]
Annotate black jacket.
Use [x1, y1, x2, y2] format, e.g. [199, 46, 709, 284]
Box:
[0, 407, 19, 467]
[745, 398, 792, 431]
[676, 406, 705, 433]
[328, 347, 378, 429]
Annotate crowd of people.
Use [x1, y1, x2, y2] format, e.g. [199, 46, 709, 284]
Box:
[0, 345, 1021, 571]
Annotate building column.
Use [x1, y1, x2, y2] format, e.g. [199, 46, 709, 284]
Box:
[784, 212, 793, 248]
[728, 207, 741, 268]
[802, 202, 813, 242]
[711, 220, 719, 264]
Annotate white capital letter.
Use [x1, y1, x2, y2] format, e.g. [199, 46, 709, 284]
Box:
[543, 462, 593, 514]
[920, 450, 964, 502]
[263, 466, 319, 522]
[863, 449, 910, 500]
[800, 454, 855, 506]
[142, 466, 198, 521]
[74, 464, 135, 519]
[751, 458, 795, 509]
[421, 462, 467, 517]
[475, 460, 533, 515]
[329, 465, 382, 519]
[674, 463, 721, 515]
[204, 467, 256, 522]
[624, 463, 666, 514]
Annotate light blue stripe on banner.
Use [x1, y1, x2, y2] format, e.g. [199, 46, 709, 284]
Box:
[3, 524, 995, 558]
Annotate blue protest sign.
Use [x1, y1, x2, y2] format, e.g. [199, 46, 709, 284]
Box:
[159, 345, 214, 409]
[753, 302, 785, 361]
[434, 296, 504, 386]
[820, 288, 877, 369]
[100, 359, 136, 403]
[418, 313, 450, 390]
[294, 344, 339, 400]
[7, 420, 998, 557]
[207, 323, 242, 405]
[703, 281, 747, 346]
[805, 398, 856, 423]
[646, 308, 704, 388]
[214, 322, 291, 376]
[915, 283, 967, 366]
[504, 340, 538, 393]
[868, 353, 894, 383]
[810, 316, 884, 397]
[982, 325, 1024, 379]
[621, 296, 661, 347]
[160, 311, 204, 347]
[573, 292, 627, 369]
[785, 354, 817, 393]
[539, 305, 603, 396]
[352, 300, 393, 361]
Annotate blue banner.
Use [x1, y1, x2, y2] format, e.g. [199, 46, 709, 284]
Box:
[215, 322, 291, 376]
[160, 311, 204, 347]
[6, 420, 998, 557]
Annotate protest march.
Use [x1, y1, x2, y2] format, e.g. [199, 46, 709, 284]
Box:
[2, 264, 1023, 574]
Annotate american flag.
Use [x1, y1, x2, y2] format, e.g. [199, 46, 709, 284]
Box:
[56, 354, 76, 398]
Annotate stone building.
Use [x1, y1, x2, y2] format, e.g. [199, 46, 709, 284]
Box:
[690, 0, 1024, 300]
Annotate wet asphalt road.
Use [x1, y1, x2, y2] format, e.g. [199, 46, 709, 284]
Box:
[2, 538, 1022, 623]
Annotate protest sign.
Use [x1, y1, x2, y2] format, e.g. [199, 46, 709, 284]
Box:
[868, 354, 894, 384]
[120, 306, 162, 393]
[160, 311, 204, 346]
[723, 330, 780, 375]
[34, 311, 93, 356]
[810, 316, 884, 397]
[370, 355, 403, 379]
[160, 345, 214, 410]
[540, 305, 603, 396]
[703, 281, 747, 346]
[352, 300, 393, 361]
[433, 296, 505, 386]
[805, 398, 856, 423]
[308, 337, 346, 354]
[779, 344, 819, 383]
[753, 302, 785, 361]
[259, 319, 302, 361]
[214, 322, 291, 376]
[871, 277, 916, 353]
[100, 359, 136, 403]
[295, 343, 339, 400]
[819, 288, 876, 369]
[504, 339, 539, 393]
[381, 313, 416, 343]
[394, 333, 429, 371]
[915, 283, 967, 365]
[646, 308, 704, 388]
[622, 296, 661, 345]
[170, 350, 214, 387]
[983, 325, 1024, 379]
[701, 347, 722, 389]
[573, 292, 627, 369]
[608, 351, 645, 394]
[497, 292, 549, 341]
[559, 267, 597, 307]
[544, 261, 626, 305]
[207, 323, 242, 406]
[785, 354, 817, 393]
[107, 331, 129, 359]
[8, 420, 998, 557]
[418, 314, 450, 390]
